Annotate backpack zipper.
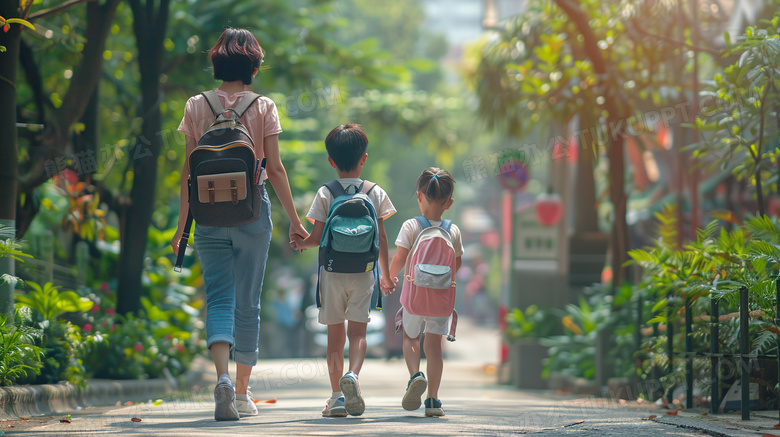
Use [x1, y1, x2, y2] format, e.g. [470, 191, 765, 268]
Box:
[189, 142, 255, 158]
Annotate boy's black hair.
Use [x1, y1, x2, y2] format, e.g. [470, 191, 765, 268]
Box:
[324, 123, 368, 172]
[209, 28, 264, 85]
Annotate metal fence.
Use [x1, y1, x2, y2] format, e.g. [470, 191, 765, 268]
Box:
[638, 280, 780, 420]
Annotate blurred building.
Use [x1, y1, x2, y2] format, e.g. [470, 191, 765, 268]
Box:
[420, 0, 527, 52]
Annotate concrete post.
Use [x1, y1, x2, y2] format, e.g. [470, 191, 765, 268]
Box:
[39, 229, 54, 285]
[76, 241, 89, 288]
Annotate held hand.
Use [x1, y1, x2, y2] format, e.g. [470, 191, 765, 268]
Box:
[380, 276, 396, 296]
[289, 223, 308, 253]
[290, 234, 305, 252]
[289, 222, 309, 243]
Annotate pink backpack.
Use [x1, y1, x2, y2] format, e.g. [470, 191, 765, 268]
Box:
[397, 216, 459, 341]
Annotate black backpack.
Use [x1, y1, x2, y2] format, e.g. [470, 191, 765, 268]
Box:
[174, 90, 264, 271]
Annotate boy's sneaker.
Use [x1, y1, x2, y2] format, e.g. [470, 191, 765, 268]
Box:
[424, 397, 444, 417]
[339, 371, 365, 416]
[322, 396, 347, 417]
[214, 381, 240, 421]
[235, 390, 258, 416]
[402, 371, 427, 411]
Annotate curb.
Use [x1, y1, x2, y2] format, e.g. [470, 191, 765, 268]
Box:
[0, 377, 175, 420]
[652, 412, 776, 436]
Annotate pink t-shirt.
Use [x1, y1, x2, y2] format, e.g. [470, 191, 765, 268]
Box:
[177, 89, 282, 161]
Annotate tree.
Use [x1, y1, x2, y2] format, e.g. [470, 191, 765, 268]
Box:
[113, 0, 170, 315]
[0, 0, 27, 318]
[469, 0, 727, 287]
[692, 12, 780, 217]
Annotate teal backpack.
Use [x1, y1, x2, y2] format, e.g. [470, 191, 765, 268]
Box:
[317, 180, 382, 311]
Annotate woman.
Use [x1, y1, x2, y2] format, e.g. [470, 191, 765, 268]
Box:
[172, 28, 308, 421]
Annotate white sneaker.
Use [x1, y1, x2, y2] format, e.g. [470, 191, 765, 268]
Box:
[235, 390, 258, 416]
[214, 381, 239, 421]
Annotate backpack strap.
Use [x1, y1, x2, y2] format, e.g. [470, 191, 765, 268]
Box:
[323, 180, 347, 198]
[201, 90, 225, 120]
[174, 180, 194, 272]
[232, 92, 261, 120]
[414, 216, 432, 229]
[447, 310, 458, 342]
[440, 219, 452, 233]
[201, 91, 261, 122]
[360, 181, 377, 195]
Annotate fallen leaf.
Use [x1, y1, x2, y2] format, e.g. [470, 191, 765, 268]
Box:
[702, 412, 708, 416]
[774, 424, 780, 429]
[124, 401, 133, 406]
[561, 420, 584, 428]
[636, 398, 644, 403]
[260, 398, 277, 404]
[152, 399, 163, 406]
[131, 418, 142, 422]
[648, 415, 657, 419]
[666, 410, 678, 416]
[60, 420, 71, 423]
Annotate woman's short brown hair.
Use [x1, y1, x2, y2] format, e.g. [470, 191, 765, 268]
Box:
[209, 28, 264, 85]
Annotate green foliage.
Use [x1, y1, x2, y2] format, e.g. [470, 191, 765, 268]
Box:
[81, 309, 203, 380]
[539, 283, 638, 380]
[0, 312, 44, 386]
[0, 224, 32, 263]
[467, 0, 688, 139]
[628, 205, 780, 397]
[505, 305, 556, 339]
[690, 10, 780, 214]
[15, 281, 94, 321]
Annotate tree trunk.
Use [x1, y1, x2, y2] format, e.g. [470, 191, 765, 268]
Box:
[573, 112, 599, 234]
[117, 0, 170, 315]
[0, 0, 22, 319]
[605, 126, 629, 287]
[553, 0, 631, 289]
[15, 0, 120, 239]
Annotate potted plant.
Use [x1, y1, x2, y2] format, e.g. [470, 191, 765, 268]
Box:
[505, 305, 555, 389]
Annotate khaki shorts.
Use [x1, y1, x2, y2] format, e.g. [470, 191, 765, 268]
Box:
[318, 270, 374, 325]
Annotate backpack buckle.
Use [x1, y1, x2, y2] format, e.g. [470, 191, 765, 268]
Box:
[230, 179, 238, 204]
[207, 180, 215, 205]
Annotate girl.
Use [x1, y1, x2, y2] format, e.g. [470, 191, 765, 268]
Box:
[387, 167, 463, 417]
[172, 28, 308, 421]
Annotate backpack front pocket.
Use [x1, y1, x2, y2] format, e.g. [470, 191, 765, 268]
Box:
[197, 171, 247, 204]
[413, 264, 453, 289]
[330, 216, 375, 253]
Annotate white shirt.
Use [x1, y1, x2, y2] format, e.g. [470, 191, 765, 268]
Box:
[395, 218, 464, 257]
[306, 178, 396, 224]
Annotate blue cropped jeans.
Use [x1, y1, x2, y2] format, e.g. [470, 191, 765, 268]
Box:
[193, 188, 272, 367]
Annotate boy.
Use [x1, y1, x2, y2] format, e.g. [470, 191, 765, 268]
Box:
[291, 123, 396, 417]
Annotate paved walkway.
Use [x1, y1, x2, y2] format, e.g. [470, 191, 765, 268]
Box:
[0, 320, 762, 436]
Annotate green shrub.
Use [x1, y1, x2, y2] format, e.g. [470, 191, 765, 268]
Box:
[0, 311, 44, 386]
[540, 283, 638, 381]
[15, 282, 94, 321]
[505, 305, 556, 340]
